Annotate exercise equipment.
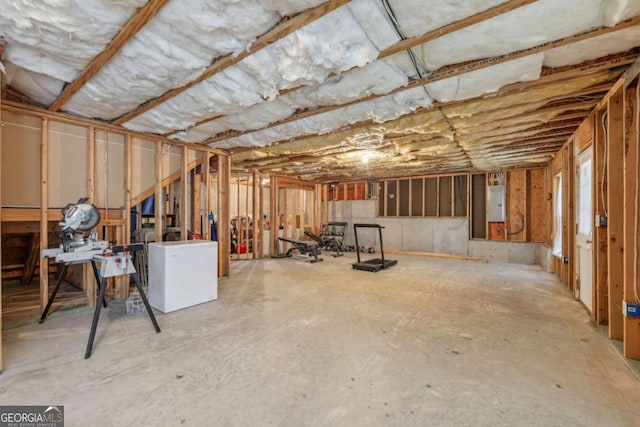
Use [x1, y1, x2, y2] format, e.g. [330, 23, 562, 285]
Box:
[304, 230, 343, 257]
[274, 237, 323, 263]
[351, 223, 397, 272]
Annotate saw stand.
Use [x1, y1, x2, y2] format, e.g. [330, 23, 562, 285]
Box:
[40, 246, 161, 359]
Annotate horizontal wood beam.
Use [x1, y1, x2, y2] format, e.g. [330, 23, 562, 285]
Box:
[49, 0, 170, 112]
[2, 208, 124, 222]
[112, 0, 349, 125]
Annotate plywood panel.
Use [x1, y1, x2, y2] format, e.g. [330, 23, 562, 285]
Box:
[507, 170, 526, 242]
[398, 179, 409, 216]
[528, 169, 547, 242]
[48, 121, 88, 207]
[1, 111, 41, 207]
[454, 175, 467, 217]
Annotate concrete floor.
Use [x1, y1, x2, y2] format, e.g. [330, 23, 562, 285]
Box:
[2, 254, 640, 426]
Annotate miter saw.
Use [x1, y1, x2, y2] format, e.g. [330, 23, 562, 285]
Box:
[42, 197, 109, 263]
[39, 197, 161, 359]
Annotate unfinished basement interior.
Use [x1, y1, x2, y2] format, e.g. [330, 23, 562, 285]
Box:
[2, 0, 640, 425]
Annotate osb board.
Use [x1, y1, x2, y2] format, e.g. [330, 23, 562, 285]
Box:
[1, 111, 41, 207]
[574, 114, 594, 153]
[507, 170, 526, 242]
[48, 120, 89, 207]
[131, 137, 156, 200]
[528, 168, 548, 242]
[95, 130, 125, 209]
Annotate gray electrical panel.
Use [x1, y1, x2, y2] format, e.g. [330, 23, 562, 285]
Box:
[487, 185, 506, 222]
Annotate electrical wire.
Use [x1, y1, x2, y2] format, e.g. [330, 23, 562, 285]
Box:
[601, 111, 608, 217]
[380, 0, 429, 79]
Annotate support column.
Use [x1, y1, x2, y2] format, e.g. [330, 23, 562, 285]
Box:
[217, 155, 230, 277]
[608, 90, 625, 340]
[594, 109, 609, 324]
[40, 118, 49, 312]
[154, 141, 163, 244]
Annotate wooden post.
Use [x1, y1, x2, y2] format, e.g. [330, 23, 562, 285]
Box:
[40, 118, 49, 311]
[258, 173, 264, 259]
[193, 172, 202, 235]
[567, 141, 576, 294]
[594, 109, 609, 324]
[84, 127, 97, 305]
[252, 171, 259, 259]
[623, 82, 640, 358]
[217, 155, 230, 276]
[154, 141, 163, 244]
[270, 175, 278, 256]
[608, 91, 625, 340]
[180, 146, 188, 239]
[203, 153, 211, 240]
[322, 184, 328, 226]
[124, 134, 132, 245]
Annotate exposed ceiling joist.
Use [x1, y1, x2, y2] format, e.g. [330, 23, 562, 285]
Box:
[228, 54, 632, 155]
[378, 0, 537, 59]
[204, 16, 640, 146]
[112, 0, 349, 126]
[166, 0, 536, 138]
[48, 0, 170, 112]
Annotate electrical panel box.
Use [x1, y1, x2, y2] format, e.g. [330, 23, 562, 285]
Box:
[487, 185, 506, 222]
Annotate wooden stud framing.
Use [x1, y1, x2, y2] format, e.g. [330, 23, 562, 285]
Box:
[607, 89, 625, 340]
[623, 81, 640, 358]
[218, 155, 230, 276]
[180, 146, 188, 239]
[204, 153, 211, 240]
[270, 175, 278, 257]
[259, 174, 265, 259]
[154, 141, 163, 244]
[594, 109, 609, 324]
[39, 118, 49, 311]
[252, 171, 259, 260]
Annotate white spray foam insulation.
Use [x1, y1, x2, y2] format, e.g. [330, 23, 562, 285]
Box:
[346, 0, 400, 50]
[602, 0, 640, 26]
[237, 7, 380, 100]
[3, 61, 65, 106]
[257, 0, 328, 16]
[127, 4, 383, 133]
[64, 0, 286, 120]
[217, 86, 432, 148]
[543, 25, 640, 68]
[425, 54, 544, 103]
[123, 69, 266, 134]
[418, 0, 607, 70]
[215, 100, 297, 132]
[388, 0, 509, 38]
[174, 59, 408, 142]
[280, 59, 408, 110]
[0, 0, 145, 82]
[170, 122, 231, 144]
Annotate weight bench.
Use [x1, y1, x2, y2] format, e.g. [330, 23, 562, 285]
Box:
[304, 231, 343, 257]
[276, 237, 323, 263]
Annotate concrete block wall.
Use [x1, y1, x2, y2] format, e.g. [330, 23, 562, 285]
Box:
[329, 200, 541, 265]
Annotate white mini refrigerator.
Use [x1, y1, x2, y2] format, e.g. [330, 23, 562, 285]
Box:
[148, 240, 218, 313]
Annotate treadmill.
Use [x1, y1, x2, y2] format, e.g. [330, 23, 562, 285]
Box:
[352, 223, 397, 272]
